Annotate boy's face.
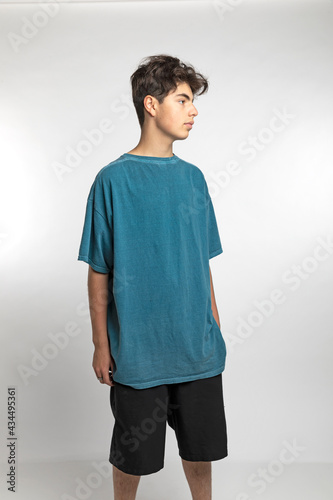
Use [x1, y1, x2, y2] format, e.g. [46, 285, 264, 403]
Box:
[150, 81, 199, 141]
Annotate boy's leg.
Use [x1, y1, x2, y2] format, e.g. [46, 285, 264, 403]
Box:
[109, 382, 169, 474]
[181, 459, 211, 500]
[112, 465, 141, 500]
[167, 374, 227, 500]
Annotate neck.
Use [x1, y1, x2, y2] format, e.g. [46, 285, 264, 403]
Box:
[127, 124, 174, 158]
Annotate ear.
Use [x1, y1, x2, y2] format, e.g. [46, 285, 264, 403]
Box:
[143, 95, 158, 118]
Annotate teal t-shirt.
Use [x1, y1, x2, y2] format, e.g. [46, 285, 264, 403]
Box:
[78, 153, 226, 389]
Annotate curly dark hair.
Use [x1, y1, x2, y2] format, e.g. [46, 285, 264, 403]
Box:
[130, 54, 209, 129]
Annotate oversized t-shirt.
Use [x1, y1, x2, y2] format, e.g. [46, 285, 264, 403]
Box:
[78, 152, 226, 389]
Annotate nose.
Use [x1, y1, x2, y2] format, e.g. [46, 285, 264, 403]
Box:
[190, 104, 198, 117]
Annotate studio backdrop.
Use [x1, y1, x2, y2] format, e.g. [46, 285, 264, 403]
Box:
[0, 1, 332, 499]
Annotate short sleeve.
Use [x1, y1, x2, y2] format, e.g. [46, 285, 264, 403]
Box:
[205, 182, 223, 259]
[77, 176, 113, 273]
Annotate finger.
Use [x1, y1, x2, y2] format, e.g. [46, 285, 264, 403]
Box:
[100, 369, 112, 387]
[108, 368, 115, 386]
[109, 369, 115, 386]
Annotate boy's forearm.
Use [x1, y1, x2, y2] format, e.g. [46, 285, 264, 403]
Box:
[87, 266, 110, 348]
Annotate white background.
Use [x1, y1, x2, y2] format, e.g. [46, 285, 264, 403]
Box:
[0, 1, 332, 499]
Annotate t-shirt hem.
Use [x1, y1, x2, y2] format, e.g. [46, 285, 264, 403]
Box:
[78, 255, 110, 274]
[209, 247, 223, 259]
[114, 365, 226, 389]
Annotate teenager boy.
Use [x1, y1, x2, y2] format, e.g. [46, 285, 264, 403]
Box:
[78, 54, 228, 500]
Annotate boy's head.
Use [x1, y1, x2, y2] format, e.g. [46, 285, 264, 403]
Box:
[130, 54, 209, 132]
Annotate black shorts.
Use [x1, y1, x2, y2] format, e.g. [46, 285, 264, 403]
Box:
[109, 373, 228, 476]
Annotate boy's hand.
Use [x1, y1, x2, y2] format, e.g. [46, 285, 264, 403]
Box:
[93, 345, 115, 386]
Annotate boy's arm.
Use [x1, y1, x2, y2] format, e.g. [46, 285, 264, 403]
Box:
[88, 265, 114, 386]
[209, 265, 221, 329]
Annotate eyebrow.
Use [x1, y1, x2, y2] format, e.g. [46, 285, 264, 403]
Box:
[175, 93, 194, 103]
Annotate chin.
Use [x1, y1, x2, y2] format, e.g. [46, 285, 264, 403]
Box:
[174, 132, 190, 141]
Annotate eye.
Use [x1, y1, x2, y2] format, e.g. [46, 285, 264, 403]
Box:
[179, 100, 185, 104]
